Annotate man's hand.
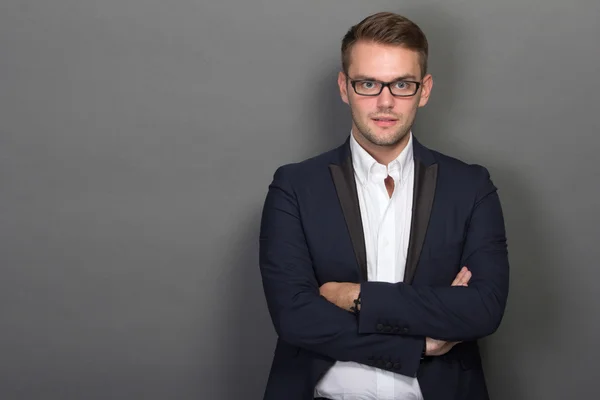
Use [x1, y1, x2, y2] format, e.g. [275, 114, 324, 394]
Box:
[425, 266, 472, 356]
[319, 282, 360, 312]
[425, 337, 459, 356]
[451, 266, 472, 287]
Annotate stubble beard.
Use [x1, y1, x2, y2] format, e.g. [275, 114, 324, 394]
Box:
[351, 108, 415, 148]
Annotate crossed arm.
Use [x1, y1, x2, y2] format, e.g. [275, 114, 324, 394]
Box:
[321, 267, 472, 355]
[320, 166, 509, 346]
[259, 165, 509, 375]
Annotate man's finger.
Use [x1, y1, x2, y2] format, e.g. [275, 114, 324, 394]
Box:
[451, 267, 466, 286]
[452, 267, 472, 286]
[463, 270, 472, 284]
[458, 269, 471, 286]
[451, 267, 468, 286]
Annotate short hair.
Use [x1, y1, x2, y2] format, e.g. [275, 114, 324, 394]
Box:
[341, 12, 429, 77]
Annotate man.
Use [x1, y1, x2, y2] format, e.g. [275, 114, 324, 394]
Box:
[259, 12, 509, 400]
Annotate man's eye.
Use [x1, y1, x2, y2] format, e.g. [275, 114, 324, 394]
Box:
[361, 81, 376, 89]
[394, 81, 408, 89]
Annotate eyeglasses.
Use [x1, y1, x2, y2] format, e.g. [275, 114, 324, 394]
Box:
[347, 77, 421, 97]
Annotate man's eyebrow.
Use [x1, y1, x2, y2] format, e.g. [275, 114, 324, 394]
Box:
[351, 74, 419, 81]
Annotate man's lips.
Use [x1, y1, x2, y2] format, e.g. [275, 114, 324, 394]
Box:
[372, 116, 398, 126]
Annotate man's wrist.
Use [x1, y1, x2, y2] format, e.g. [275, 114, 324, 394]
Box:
[349, 285, 362, 315]
[349, 289, 361, 315]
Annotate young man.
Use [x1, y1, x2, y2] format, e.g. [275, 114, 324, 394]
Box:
[259, 12, 509, 400]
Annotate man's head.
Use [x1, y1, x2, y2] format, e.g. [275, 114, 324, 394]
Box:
[338, 12, 433, 151]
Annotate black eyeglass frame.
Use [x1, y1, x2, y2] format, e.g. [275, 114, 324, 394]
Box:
[346, 77, 422, 97]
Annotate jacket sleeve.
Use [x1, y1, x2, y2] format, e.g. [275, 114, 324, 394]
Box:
[259, 166, 424, 377]
[358, 166, 510, 342]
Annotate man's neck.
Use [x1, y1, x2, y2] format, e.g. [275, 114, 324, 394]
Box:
[351, 130, 411, 166]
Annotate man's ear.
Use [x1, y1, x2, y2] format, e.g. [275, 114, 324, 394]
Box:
[338, 71, 349, 105]
[418, 73, 433, 108]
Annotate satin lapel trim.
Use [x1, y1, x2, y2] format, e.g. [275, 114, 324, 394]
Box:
[404, 161, 438, 284]
[329, 158, 368, 281]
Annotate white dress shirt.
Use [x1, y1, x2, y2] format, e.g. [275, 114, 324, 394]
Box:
[314, 132, 423, 400]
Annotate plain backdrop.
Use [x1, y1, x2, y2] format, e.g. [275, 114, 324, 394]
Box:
[1, 1, 599, 399]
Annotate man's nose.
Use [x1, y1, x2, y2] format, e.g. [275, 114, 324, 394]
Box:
[376, 86, 395, 108]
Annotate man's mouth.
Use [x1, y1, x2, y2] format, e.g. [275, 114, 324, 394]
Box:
[372, 116, 398, 127]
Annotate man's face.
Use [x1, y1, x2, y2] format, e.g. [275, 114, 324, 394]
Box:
[338, 41, 433, 148]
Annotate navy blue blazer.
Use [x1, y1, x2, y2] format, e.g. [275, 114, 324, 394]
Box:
[259, 135, 509, 400]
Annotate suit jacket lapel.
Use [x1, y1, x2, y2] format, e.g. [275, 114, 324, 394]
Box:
[329, 152, 368, 282]
[404, 140, 438, 284]
[328, 136, 437, 284]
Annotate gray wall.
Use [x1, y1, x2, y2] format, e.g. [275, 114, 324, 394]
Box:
[1, 1, 598, 399]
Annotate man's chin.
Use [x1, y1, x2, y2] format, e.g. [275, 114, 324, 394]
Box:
[365, 130, 406, 147]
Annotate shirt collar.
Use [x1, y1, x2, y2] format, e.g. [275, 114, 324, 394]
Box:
[350, 131, 414, 186]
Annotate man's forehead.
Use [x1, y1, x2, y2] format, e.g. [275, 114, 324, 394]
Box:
[348, 41, 421, 78]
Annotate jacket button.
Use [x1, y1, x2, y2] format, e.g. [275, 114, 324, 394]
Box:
[402, 327, 409, 333]
[376, 323, 384, 332]
[384, 326, 392, 333]
[392, 326, 400, 333]
[393, 362, 401, 370]
[385, 362, 393, 369]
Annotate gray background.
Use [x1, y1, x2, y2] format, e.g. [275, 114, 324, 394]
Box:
[1, 0, 598, 399]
